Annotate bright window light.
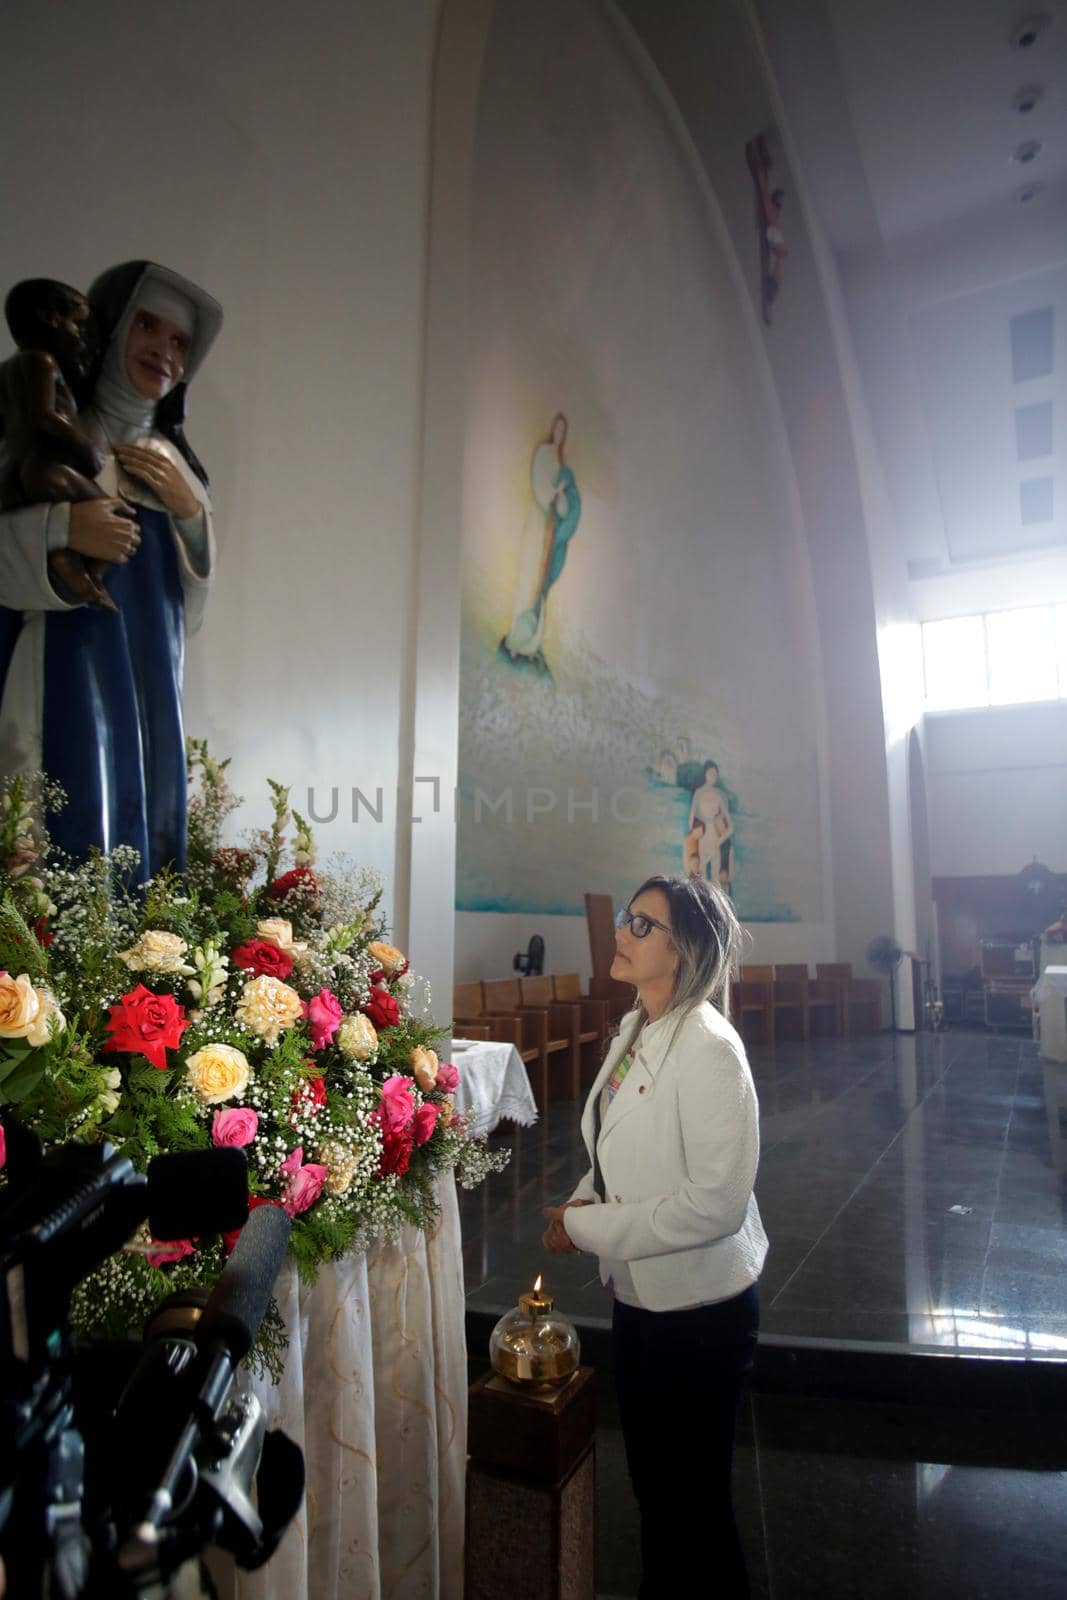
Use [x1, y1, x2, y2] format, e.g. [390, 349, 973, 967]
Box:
[1057, 606, 1067, 696]
[922, 616, 988, 709]
[987, 605, 1058, 704]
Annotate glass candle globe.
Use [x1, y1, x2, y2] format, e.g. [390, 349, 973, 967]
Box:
[489, 1280, 581, 1389]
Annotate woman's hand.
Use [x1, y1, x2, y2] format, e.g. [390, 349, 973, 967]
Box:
[116, 444, 200, 520]
[67, 498, 140, 562]
[541, 1199, 590, 1255]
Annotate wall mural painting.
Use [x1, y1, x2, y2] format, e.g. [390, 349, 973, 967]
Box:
[459, 416, 804, 923]
[500, 412, 581, 680]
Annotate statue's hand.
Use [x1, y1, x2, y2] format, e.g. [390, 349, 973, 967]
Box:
[115, 445, 200, 520]
[67, 498, 140, 563]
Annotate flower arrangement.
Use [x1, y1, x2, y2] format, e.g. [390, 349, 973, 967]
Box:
[0, 746, 507, 1375]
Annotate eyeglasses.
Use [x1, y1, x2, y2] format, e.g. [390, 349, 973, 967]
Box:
[615, 906, 671, 940]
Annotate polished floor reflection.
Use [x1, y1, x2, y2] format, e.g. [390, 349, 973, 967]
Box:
[460, 1028, 1067, 1357]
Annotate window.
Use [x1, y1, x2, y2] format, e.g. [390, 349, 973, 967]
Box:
[922, 615, 988, 709]
[922, 602, 1067, 710]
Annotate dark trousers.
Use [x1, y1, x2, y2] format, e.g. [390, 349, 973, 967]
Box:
[612, 1284, 759, 1599]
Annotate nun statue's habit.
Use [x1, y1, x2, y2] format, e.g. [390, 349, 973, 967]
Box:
[0, 261, 222, 875]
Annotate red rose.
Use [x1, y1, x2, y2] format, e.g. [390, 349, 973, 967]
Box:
[268, 867, 320, 902]
[222, 1194, 281, 1255]
[231, 938, 294, 981]
[290, 1074, 328, 1125]
[362, 986, 400, 1029]
[33, 917, 54, 948]
[378, 1127, 413, 1177]
[104, 984, 190, 1072]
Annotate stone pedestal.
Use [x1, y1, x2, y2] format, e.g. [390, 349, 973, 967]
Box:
[466, 1366, 596, 1600]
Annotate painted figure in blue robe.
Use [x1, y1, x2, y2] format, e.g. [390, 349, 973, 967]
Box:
[502, 411, 582, 670]
[0, 261, 223, 877]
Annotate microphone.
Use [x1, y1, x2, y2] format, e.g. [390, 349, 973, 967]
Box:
[118, 1206, 292, 1575]
[147, 1149, 249, 1241]
[196, 1203, 291, 1363]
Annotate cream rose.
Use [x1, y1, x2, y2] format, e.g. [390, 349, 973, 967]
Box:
[410, 1045, 439, 1094]
[118, 930, 195, 975]
[185, 1042, 251, 1104]
[256, 918, 296, 952]
[439, 1096, 455, 1127]
[322, 1139, 362, 1195]
[0, 971, 41, 1039]
[235, 975, 304, 1043]
[98, 1067, 122, 1116]
[26, 989, 65, 1047]
[368, 940, 406, 977]
[337, 1012, 378, 1061]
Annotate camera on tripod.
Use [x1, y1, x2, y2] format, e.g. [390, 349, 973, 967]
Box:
[0, 1116, 304, 1597]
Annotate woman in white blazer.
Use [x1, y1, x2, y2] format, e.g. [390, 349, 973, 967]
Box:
[543, 874, 767, 1598]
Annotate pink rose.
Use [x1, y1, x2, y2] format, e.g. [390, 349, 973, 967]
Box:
[436, 1061, 459, 1093]
[412, 1102, 439, 1146]
[377, 1074, 416, 1133]
[284, 1161, 328, 1216]
[146, 1237, 196, 1269]
[280, 1146, 305, 1177]
[212, 1107, 259, 1148]
[304, 987, 343, 1051]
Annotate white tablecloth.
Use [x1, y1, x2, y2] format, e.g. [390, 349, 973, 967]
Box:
[214, 1177, 466, 1600]
[449, 1039, 539, 1135]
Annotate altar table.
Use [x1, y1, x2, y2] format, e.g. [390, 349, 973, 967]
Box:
[215, 1177, 467, 1600]
[448, 1039, 539, 1136]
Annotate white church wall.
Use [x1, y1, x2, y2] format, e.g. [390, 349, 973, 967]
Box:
[454, 0, 831, 985]
[926, 702, 1067, 879]
[0, 0, 455, 994]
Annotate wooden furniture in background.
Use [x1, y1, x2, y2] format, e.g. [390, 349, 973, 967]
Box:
[731, 965, 774, 1043]
[770, 964, 810, 1040]
[452, 981, 548, 1110]
[483, 977, 580, 1101]
[543, 974, 610, 1086]
[815, 964, 882, 1036]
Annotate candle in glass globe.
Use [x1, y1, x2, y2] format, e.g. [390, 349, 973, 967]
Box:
[489, 1274, 581, 1389]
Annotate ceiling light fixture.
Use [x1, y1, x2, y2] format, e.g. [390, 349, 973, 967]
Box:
[1013, 83, 1044, 113]
[1012, 138, 1043, 164]
[1010, 12, 1051, 50]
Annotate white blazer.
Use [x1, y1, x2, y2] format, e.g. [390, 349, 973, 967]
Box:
[564, 1001, 768, 1312]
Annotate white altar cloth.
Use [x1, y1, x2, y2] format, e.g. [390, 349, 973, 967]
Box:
[215, 1177, 466, 1600]
[449, 1039, 539, 1135]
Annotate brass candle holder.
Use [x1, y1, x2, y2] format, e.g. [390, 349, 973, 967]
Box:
[489, 1275, 581, 1390]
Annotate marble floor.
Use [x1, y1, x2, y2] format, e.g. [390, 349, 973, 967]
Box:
[462, 1027, 1067, 1596]
[460, 1027, 1067, 1360]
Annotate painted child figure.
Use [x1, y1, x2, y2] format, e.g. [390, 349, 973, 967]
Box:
[0, 278, 116, 608]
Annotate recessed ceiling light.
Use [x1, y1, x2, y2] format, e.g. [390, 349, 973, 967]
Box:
[1012, 138, 1043, 164]
[1017, 182, 1044, 202]
[1010, 12, 1051, 50]
[1013, 83, 1044, 113]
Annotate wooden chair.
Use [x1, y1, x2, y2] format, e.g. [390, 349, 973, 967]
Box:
[483, 977, 580, 1101]
[815, 964, 882, 1036]
[801, 969, 842, 1037]
[451, 981, 547, 1109]
[584, 891, 618, 977]
[730, 965, 774, 1044]
[548, 974, 611, 1088]
[771, 964, 810, 1041]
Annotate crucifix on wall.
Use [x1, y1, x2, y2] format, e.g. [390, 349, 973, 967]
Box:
[745, 133, 788, 326]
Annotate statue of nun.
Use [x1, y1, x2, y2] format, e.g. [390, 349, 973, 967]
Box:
[0, 261, 223, 875]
